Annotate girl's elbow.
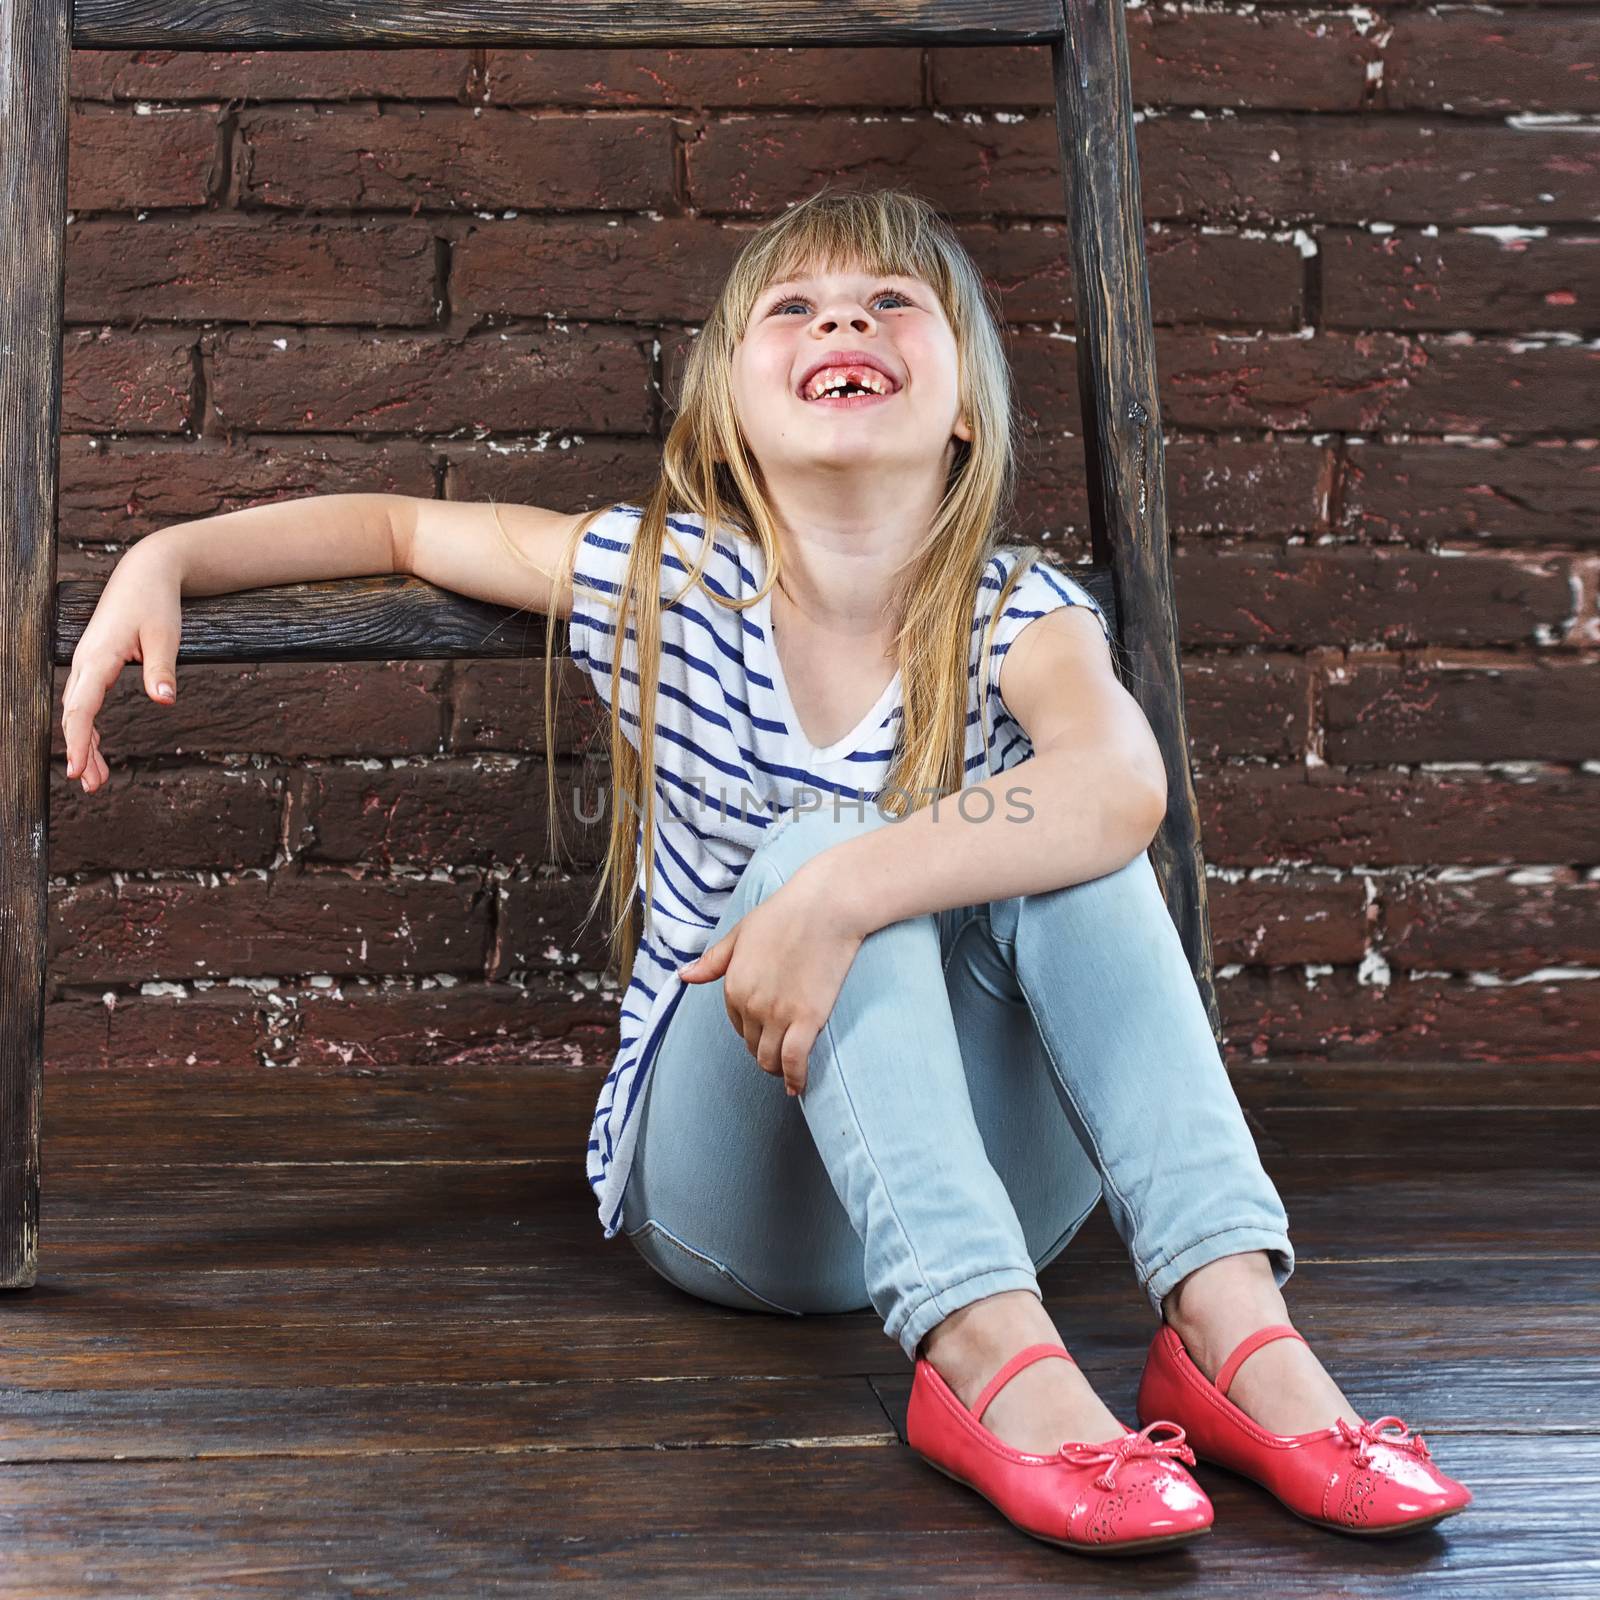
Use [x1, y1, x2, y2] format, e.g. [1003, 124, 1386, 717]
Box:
[1125, 765, 1168, 847]
[1140, 783, 1169, 845]
[1099, 708, 1168, 841]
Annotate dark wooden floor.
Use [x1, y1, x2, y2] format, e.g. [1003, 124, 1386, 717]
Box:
[3, 1058, 1596, 1597]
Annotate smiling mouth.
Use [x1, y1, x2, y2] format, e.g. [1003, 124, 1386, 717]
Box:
[803, 388, 896, 409]
[799, 376, 900, 409]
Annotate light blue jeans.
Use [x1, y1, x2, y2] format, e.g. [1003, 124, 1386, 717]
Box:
[618, 800, 1295, 1363]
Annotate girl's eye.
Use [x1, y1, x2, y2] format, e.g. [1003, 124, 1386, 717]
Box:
[769, 290, 911, 315]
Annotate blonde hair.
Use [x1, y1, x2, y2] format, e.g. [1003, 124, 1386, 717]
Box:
[492, 184, 1075, 990]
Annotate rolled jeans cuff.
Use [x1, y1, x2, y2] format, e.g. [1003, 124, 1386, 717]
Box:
[1139, 1225, 1295, 1320]
[891, 1266, 1044, 1364]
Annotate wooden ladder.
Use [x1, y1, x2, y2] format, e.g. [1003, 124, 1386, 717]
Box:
[2, 0, 1214, 1288]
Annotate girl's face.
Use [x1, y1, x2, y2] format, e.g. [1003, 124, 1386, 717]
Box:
[730, 260, 973, 492]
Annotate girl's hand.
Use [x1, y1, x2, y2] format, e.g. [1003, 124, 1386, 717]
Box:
[61, 543, 184, 795]
[677, 860, 865, 1098]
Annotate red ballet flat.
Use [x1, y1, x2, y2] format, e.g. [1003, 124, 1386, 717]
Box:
[906, 1340, 1214, 1555]
[1136, 1321, 1473, 1537]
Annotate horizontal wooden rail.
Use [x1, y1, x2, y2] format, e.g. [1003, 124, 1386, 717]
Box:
[52, 576, 546, 664]
[52, 568, 1122, 665]
[72, 0, 1065, 49]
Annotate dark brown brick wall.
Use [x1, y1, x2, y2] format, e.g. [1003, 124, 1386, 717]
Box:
[50, 29, 1600, 1076]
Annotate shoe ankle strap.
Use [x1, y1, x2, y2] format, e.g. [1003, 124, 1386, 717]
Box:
[1215, 1322, 1306, 1399]
[971, 1342, 1076, 1421]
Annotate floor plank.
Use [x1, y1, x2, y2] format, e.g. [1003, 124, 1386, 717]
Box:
[1, 1437, 1593, 1598]
[31, 1157, 1600, 1267]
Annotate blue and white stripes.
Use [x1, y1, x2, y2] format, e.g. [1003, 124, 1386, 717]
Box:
[566, 504, 1111, 1240]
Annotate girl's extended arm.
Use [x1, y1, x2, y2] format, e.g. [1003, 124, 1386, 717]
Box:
[63, 493, 403, 794]
[144, 491, 402, 596]
[61, 492, 582, 795]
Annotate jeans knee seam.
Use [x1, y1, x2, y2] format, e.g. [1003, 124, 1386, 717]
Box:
[817, 1003, 944, 1320]
[1011, 983, 1148, 1276]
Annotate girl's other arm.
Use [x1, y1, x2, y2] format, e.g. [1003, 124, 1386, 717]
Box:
[801, 605, 1168, 935]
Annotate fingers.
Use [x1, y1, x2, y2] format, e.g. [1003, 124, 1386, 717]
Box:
[682, 934, 729, 982]
[736, 1011, 762, 1062]
[751, 1014, 813, 1098]
[70, 726, 106, 792]
[62, 631, 180, 793]
[725, 984, 812, 1095]
[139, 619, 180, 706]
[779, 1022, 813, 1097]
[61, 659, 112, 790]
[82, 727, 104, 791]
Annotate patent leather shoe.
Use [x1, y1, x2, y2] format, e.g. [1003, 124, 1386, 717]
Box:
[1137, 1321, 1473, 1536]
[907, 1340, 1214, 1554]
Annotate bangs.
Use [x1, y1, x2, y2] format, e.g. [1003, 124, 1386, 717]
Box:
[731, 192, 959, 336]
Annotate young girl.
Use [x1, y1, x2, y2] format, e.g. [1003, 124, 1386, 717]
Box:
[63, 185, 1470, 1559]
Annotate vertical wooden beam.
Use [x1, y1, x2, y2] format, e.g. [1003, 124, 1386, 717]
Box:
[1, 0, 72, 1288]
[1051, 0, 1222, 1041]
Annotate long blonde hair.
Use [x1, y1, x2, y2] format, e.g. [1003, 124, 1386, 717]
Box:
[492, 184, 1070, 990]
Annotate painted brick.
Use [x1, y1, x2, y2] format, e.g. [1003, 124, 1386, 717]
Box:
[930, 20, 1374, 112]
[236, 105, 676, 211]
[483, 46, 923, 108]
[1321, 227, 1597, 333]
[1322, 653, 1599, 763]
[1209, 872, 1371, 966]
[56, 435, 439, 549]
[67, 218, 439, 326]
[69, 48, 474, 103]
[68, 103, 216, 210]
[1384, 13, 1600, 115]
[1218, 969, 1599, 1064]
[49, 766, 280, 871]
[1138, 113, 1600, 225]
[1175, 546, 1572, 647]
[1182, 654, 1310, 760]
[50, 874, 489, 986]
[1196, 765, 1600, 868]
[205, 327, 653, 435]
[1340, 442, 1600, 546]
[299, 757, 604, 869]
[1385, 876, 1600, 974]
[50, 660, 449, 762]
[62, 329, 193, 433]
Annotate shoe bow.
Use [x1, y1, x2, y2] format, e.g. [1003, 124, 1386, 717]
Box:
[1335, 1414, 1434, 1468]
[1057, 1420, 1196, 1490]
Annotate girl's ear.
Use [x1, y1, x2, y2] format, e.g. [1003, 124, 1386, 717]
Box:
[953, 412, 973, 444]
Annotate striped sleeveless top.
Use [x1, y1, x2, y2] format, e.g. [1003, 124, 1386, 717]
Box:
[565, 503, 1113, 1240]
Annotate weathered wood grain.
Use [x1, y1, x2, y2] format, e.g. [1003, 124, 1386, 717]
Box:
[71, 0, 1066, 48]
[1, 0, 73, 1290]
[50, 570, 1119, 665]
[1, 1438, 1592, 1596]
[1050, 5, 1216, 1036]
